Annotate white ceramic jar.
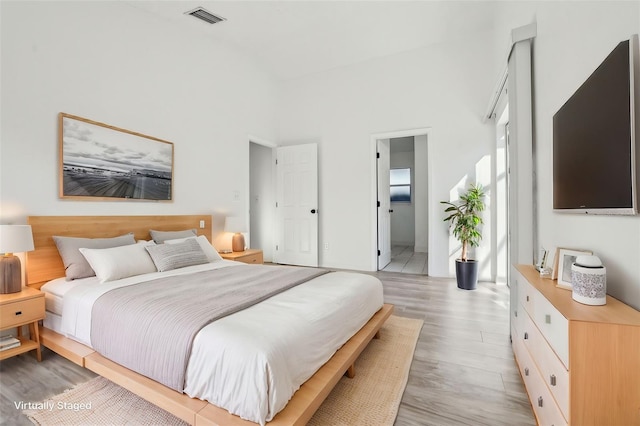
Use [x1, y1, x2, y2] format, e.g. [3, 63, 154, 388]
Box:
[571, 255, 606, 305]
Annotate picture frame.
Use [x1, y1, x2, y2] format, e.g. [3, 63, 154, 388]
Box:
[550, 247, 561, 280]
[59, 113, 174, 201]
[556, 248, 593, 290]
[535, 247, 548, 271]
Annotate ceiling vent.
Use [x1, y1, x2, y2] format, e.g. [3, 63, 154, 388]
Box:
[185, 7, 226, 25]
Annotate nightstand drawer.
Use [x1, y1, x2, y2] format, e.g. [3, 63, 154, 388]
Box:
[239, 253, 263, 264]
[0, 297, 45, 328]
[220, 249, 264, 264]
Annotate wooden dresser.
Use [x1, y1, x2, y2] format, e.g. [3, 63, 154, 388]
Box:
[511, 264, 640, 426]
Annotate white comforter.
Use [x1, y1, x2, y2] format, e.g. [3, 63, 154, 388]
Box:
[54, 261, 384, 424]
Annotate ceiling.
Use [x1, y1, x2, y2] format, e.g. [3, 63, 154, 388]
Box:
[121, 1, 498, 81]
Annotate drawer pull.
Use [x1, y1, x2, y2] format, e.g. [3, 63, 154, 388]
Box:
[545, 314, 551, 324]
[538, 396, 543, 407]
[14, 311, 22, 316]
[524, 367, 529, 376]
[550, 374, 557, 386]
[524, 332, 529, 340]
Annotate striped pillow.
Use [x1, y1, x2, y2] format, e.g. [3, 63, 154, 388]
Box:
[145, 238, 208, 272]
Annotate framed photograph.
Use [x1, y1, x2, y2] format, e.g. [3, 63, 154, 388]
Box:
[556, 248, 593, 290]
[550, 247, 560, 280]
[59, 113, 174, 201]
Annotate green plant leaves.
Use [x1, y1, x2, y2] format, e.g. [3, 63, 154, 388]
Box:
[440, 184, 486, 261]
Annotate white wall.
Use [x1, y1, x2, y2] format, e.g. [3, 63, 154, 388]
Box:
[0, 1, 279, 245]
[493, 1, 640, 309]
[278, 32, 496, 275]
[390, 144, 415, 246]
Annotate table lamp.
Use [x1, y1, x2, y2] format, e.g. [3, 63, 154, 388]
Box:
[224, 217, 246, 252]
[0, 225, 35, 294]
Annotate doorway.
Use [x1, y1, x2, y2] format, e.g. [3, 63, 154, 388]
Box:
[372, 129, 430, 274]
[249, 139, 319, 267]
[249, 140, 276, 262]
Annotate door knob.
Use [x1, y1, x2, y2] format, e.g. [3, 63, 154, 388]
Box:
[310, 209, 317, 214]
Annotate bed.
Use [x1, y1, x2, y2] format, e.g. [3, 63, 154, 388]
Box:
[26, 215, 393, 426]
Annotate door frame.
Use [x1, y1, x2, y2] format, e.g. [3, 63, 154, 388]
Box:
[370, 128, 432, 271]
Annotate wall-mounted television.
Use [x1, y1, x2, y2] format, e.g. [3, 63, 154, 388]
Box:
[553, 35, 640, 215]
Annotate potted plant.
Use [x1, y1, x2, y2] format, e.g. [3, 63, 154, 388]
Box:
[441, 183, 486, 290]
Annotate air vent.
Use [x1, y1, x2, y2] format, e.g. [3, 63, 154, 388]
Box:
[185, 7, 226, 25]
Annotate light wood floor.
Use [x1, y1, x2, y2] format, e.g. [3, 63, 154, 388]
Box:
[0, 272, 534, 426]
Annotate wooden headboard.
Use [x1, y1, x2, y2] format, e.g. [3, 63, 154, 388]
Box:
[26, 215, 213, 287]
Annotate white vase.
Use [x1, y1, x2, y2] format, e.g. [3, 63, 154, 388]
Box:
[571, 255, 606, 306]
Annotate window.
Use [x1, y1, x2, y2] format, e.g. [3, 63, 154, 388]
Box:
[390, 168, 411, 202]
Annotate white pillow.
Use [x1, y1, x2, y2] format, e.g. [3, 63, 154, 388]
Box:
[79, 241, 157, 283]
[164, 235, 223, 262]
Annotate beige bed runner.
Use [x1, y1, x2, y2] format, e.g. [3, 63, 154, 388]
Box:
[91, 264, 328, 391]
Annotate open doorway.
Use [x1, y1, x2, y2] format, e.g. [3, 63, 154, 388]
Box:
[249, 139, 276, 262]
[373, 129, 430, 274]
[386, 136, 427, 274]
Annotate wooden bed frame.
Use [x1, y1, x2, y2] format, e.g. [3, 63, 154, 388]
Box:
[26, 215, 393, 426]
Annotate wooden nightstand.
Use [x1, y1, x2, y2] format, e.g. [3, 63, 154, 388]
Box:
[0, 287, 45, 361]
[220, 249, 263, 264]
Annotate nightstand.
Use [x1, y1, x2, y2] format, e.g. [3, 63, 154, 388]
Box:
[0, 287, 45, 361]
[220, 249, 264, 264]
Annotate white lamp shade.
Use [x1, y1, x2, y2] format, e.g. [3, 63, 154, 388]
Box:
[224, 216, 246, 233]
[0, 225, 35, 253]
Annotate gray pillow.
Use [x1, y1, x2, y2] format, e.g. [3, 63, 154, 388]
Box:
[145, 238, 208, 272]
[53, 233, 136, 280]
[149, 228, 197, 244]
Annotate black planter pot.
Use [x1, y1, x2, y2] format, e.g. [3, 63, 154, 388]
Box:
[455, 259, 478, 290]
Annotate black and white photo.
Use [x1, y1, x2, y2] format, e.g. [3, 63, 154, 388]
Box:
[556, 248, 592, 289]
[59, 113, 173, 201]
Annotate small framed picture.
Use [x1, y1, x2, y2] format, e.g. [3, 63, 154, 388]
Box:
[550, 247, 561, 280]
[535, 248, 548, 271]
[556, 248, 593, 290]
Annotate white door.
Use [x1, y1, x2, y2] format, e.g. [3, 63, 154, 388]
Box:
[275, 144, 318, 267]
[377, 139, 391, 269]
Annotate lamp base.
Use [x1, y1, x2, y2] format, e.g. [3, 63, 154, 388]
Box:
[0, 255, 22, 294]
[232, 233, 245, 252]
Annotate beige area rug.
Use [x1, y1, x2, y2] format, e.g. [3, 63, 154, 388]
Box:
[25, 315, 422, 426]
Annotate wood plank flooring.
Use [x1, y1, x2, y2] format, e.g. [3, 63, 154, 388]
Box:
[379, 272, 535, 426]
[0, 272, 534, 426]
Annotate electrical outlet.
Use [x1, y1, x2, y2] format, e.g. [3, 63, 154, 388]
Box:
[324, 243, 329, 250]
[199, 220, 205, 229]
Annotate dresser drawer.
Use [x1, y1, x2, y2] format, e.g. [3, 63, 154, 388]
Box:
[0, 297, 45, 328]
[533, 291, 569, 368]
[523, 313, 569, 420]
[517, 274, 536, 317]
[516, 336, 568, 426]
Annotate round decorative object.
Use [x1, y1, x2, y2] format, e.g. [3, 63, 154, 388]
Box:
[571, 255, 606, 306]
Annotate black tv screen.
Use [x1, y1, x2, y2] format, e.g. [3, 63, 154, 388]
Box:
[553, 37, 638, 215]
